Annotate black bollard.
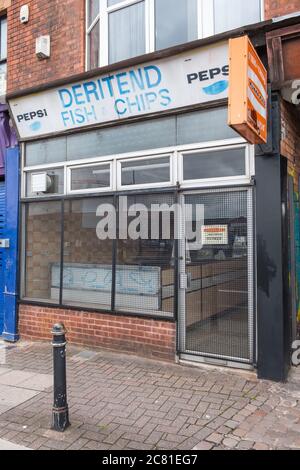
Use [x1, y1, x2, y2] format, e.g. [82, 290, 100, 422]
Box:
[51, 323, 70, 432]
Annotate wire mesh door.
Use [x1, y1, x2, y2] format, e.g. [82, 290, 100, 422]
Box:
[179, 188, 254, 364]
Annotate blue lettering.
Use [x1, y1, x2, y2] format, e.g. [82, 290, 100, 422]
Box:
[74, 108, 85, 124]
[61, 111, 71, 126]
[83, 81, 100, 102]
[145, 92, 157, 110]
[116, 72, 130, 95]
[84, 105, 97, 122]
[126, 95, 142, 113]
[102, 75, 115, 97]
[97, 79, 105, 99]
[115, 99, 127, 115]
[144, 65, 162, 89]
[129, 69, 145, 92]
[159, 89, 172, 107]
[58, 89, 73, 108]
[72, 84, 85, 105]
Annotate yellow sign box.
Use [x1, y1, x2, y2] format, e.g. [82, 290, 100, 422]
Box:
[228, 36, 268, 145]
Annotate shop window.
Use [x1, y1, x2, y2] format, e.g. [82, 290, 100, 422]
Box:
[86, 0, 263, 69]
[120, 156, 171, 187]
[69, 163, 111, 192]
[182, 147, 246, 182]
[62, 197, 114, 310]
[115, 193, 175, 317]
[22, 194, 176, 319]
[23, 201, 62, 303]
[26, 168, 65, 198]
[25, 108, 237, 167]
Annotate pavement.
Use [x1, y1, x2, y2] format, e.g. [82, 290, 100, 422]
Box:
[0, 339, 299, 450]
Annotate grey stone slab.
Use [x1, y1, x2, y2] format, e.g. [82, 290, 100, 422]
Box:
[0, 368, 11, 377]
[0, 404, 11, 415]
[18, 373, 53, 391]
[0, 370, 36, 386]
[0, 439, 31, 450]
[0, 384, 39, 407]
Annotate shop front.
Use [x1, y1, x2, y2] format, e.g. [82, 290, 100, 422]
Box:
[9, 40, 257, 369]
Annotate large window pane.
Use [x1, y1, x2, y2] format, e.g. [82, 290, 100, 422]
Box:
[177, 108, 238, 145]
[25, 137, 67, 166]
[67, 117, 176, 160]
[155, 0, 197, 50]
[70, 164, 111, 191]
[23, 201, 62, 303]
[109, 1, 145, 63]
[183, 148, 246, 181]
[214, 0, 261, 34]
[121, 157, 170, 186]
[115, 193, 175, 317]
[62, 197, 114, 309]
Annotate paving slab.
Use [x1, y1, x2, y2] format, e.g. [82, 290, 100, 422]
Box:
[0, 384, 39, 408]
[0, 438, 31, 450]
[0, 371, 37, 387]
[18, 374, 52, 392]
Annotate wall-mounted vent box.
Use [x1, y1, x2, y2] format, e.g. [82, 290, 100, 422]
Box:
[31, 173, 51, 193]
[36, 35, 51, 59]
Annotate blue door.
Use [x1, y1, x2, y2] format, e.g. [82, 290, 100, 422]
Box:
[0, 181, 5, 334]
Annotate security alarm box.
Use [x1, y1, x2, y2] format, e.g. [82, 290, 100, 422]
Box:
[20, 5, 29, 23]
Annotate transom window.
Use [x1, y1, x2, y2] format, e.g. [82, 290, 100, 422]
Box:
[86, 0, 263, 69]
[23, 142, 252, 198]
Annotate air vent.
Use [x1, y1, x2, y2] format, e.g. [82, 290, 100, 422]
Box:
[31, 173, 55, 193]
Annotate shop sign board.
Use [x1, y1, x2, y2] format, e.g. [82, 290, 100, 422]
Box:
[9, 42, 229, 140]
[228, 35, 268, 144]
[201, 225, 228, 245]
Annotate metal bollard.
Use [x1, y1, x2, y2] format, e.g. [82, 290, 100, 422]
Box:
[51, 323, 70, 432]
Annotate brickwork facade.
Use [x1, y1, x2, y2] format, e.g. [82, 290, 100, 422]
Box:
[18, 304, 176, 361]
[6, 0, 85, 94]
[265, 0, 300, 19]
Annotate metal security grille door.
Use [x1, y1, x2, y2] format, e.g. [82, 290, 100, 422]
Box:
[0, 181, 5, 335]
[179, 188, 255, 364]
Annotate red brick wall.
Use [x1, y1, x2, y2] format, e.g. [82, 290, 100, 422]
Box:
[19, 304, 176, 361]
[7, 0, 85, 94]
[281, 99, 300, 167]
[265, 0, 300, 19]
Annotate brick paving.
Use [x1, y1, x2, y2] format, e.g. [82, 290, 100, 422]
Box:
[0, 340, 299, 450]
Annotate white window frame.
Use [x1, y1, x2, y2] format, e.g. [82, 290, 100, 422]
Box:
[22, 137, 254, 198]
[178, 143, 253, 189]
[67, 161, 114, 194]
[117, 152, 174, 190]
[86, 0, 264, 70]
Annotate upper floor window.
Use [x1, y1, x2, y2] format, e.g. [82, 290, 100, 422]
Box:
[86, 0, 263, 69]
[0, 15, 7, 95]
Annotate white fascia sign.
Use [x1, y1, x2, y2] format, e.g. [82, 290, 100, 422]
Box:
[9, 41, 229, 140]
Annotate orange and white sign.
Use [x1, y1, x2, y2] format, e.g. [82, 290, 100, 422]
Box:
[201, 225, 228, 245]
[228, 36, 268, 144]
